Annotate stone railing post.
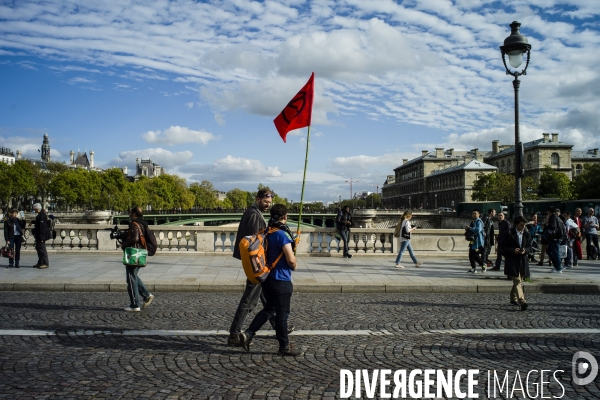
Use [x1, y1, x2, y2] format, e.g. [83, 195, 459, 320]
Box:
[196, 232, 215, 252]
[97, 230, 115, 251]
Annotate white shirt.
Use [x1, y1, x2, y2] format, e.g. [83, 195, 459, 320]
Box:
[516, 229, 523, 248]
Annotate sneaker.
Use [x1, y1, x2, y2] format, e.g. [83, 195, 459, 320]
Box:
[346, 254, 352, 259]
[288, 325, 296, 334]
[278, 344, 304, 357]
[468, 268, 477, 274]
[143, 294, 154, 308]
[227, 333, 242, 347]
[550, 269, 562, 274]
[32, 263, 40, 268]
[37, 265, 49, 269]
[520, 303, 529, 311]
[415, 262, 423, 268]
[510, 301, 519, 306]
[481, 265, 487, 273]
[395, 264, 405, 269]
[239, 331, 253, 352]
[124, 307, 141, 312]
[564, 265, 572, 269]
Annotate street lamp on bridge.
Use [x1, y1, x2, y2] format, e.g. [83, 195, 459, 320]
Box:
[500, 21, 532, 218]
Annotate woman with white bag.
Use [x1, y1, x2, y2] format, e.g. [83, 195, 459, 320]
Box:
[393, 210, 422, 269]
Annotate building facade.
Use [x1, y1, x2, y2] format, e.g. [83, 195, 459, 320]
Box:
[0, 148, 15, 165]
[136, 158, 164, 178]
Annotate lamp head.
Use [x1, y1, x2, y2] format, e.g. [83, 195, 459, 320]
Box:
[500, 21, 532, 73]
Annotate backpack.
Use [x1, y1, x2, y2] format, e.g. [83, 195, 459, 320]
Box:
[465, 221, 475, 241]
[555, 219, 566, 241]
[133, 222, 157, 256]
[588, 244, 598, 260]
[239, 227, 283, 284]
[45, 215, 56, 241]
[569, 226, 581, 240]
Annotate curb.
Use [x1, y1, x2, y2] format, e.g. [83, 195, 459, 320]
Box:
[1, 283, 599, 294]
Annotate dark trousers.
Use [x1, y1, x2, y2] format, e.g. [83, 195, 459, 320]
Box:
[8, 236, 23, 266]
[340, 229, 350, 256]
[495, 248, 504, 268]
[248, 278, 293, 350]
[35, 240, 49, 266]
[229, 279, 275, 334]
[585, 233, 599, 258]
[469, 247, 484, 268]
[125, 266, 150, 308]
[547, 241, 561, 270]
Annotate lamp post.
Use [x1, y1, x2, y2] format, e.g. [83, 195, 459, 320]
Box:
[500, 21, 531, 218]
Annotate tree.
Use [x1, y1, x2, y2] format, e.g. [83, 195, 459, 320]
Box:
[189, 180, 219, 209]
[538, 166, 572, 200]
[571, 164, 600, 199]
[226, 188, 249, 209]
[471, 172, 538, 204]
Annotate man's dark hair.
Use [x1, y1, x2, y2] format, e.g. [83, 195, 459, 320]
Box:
[472, 209, 480, 214]
[270, 204, 287, 220]
[514, 215, 527, 225]
[130, 206, 144, 218]
[488, 208, 495, 214]
[548, 206, 556, 213]
[257, 189, 272, 199]
[342, 206, 350, 212]
[563, 211, 571, 217]
[10, 209, 18, 214]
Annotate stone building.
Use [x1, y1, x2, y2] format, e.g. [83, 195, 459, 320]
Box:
[382, 133, 600, 209]
[0, 148, 15, 165]
[68, 150, 101, 171]
[135, 158, 164, 178]
[382, 148, 484, 209]
[41, 133, 51, 162]
[483, 133, 573, 181]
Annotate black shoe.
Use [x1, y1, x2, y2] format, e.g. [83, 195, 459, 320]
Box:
[15, 265, 19, 268]
[510, 301, 519, 306]
[520, 303, 528, 311]
[491, 266, 501, 271]
[6, 265, 12, 269]
[287, 325, 296, 334]
[239, 331, 253, 352]
[227, 333, 242, 347]
[32, 264, 40, 268]
[347, 254, 352, 259]
[536, 261, 543, 266]
[278, 344, 304, 357]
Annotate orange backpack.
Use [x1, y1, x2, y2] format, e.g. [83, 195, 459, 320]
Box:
[239, 227, 284, 284]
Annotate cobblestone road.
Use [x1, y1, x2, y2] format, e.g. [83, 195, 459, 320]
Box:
[1, 292, 599, 399]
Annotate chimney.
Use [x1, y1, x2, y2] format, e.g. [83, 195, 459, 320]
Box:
[136, 158, 140, 167]
[70, 150, 74, 164]
[123, 166, 128, 175]
[421, 150, 429, 157]
[435, 148, 444, 158]
[448, 148, 454, 156]
[402, 159, 408, 164]
[16, 150, 22, 160]
[89, 150, 94, 168]
[551, 133, 559, 142]
[471, 148, 479, 160]
[492, 140, 500, 155]
[593, 149, 599, 155]
[543, 133, 550, 143]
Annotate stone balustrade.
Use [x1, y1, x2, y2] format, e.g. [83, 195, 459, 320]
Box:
[5, 224, 475, 257]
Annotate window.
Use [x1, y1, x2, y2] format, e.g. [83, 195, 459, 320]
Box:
[527, 154, 533, 169]
[551, 153, 559, 166]
[501, 160, 505, 172]
[507, 159, 512, 172]
[576, 164, 582, 176]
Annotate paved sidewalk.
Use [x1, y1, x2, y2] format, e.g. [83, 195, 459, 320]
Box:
[1, 253, 599, 293]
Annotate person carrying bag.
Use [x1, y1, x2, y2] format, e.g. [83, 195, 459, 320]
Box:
[121, 206, 155, 312]
[393, 210, 422, 269]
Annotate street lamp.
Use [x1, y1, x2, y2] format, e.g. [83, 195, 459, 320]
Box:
[500, 21, 531, 218]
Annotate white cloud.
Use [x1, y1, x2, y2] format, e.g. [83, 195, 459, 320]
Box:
[110, 148, 193, 170]
[141, 126, 219, 146]
[180, 155, 282, 182]
[330, 152, 417, 179]
[214, 114, 225, 126]
[0, 135, 63, 160]
[185, 102, 194, 109]
[67, 77, 94, 85]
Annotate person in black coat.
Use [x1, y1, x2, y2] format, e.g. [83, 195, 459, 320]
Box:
[4, 210, 26, 268]
[501, 215, 532, 311]
[492, 212, 510, 271]
[30, 203, 50, 269]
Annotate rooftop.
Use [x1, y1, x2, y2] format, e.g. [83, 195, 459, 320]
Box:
[430, 160, 497, 176]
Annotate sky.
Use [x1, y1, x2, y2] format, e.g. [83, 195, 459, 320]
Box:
[1, 0, 599, 203]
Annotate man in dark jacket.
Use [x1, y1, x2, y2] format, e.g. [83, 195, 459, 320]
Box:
[336, 206, 353, 258]
[121, 206, 154, 312]
[492, 212, 510, 271]
[482, 208, 496, 267]
[31, 203, 50, 269]
[4, 210, 26, 268]
[501, 215, 532, 311]
[543, 206, 563, 273]
[228, 189, 279, 346]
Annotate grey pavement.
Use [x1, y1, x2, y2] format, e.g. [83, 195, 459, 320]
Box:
[1, 253, 600, 293]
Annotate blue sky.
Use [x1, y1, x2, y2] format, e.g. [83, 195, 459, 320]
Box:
[1, 0, 599, 202]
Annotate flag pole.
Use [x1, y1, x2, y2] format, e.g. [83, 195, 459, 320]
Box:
[296, 125, 311, 237]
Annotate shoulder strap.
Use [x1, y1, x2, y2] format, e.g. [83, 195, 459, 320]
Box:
[132, 222, 147, 249]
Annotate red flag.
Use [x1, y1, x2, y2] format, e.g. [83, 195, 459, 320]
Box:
[273, 73, 314, 142]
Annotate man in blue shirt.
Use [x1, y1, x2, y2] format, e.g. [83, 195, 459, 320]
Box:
[240, 204, 303, 356]
[465, 210, 486, 273]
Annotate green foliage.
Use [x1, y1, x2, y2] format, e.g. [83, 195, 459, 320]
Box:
[538, 166, 572, 200]
[189, 180, 219, 209]
[226, 188, 250, 209]
[571, 164, 600, 199]
[472, 172, 539, 204]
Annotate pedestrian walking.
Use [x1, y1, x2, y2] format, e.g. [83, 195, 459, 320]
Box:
[30, 203, 50, 269]
[563, 211, 578, 269]
[542, 206, 563, 273]
[336, 206, 353, 258]
[492, 212, 510, 271]
[482, 208, 496, 267]
[465, 210, 486, 273]
[501, 215, 532, 311]
[573, 208, 584, 265]
[239, 204, 303, 356]
[393, 210, 422, 269]
[527, 213, 543, 263]
[121, 206, 154, 312]
[228, 189, 290, 347]
[582, 208, 599, 260]
[4, 210, 26, 269]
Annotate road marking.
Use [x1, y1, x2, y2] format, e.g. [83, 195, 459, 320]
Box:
[0, 329, 390, 336]
[428, 328, 600, 335]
